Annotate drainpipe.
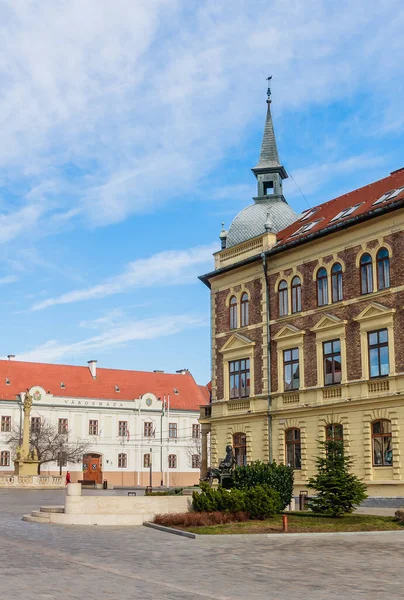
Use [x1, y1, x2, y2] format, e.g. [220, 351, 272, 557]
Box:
[261, 252, 273, 463]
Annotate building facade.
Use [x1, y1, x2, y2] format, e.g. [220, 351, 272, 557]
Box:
[0, 359, 208, 487]
[199, 88, 404, 497]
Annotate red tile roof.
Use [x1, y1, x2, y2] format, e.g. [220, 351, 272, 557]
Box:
[0, 360, 208, 411]
[198, 384, 211, 404]
[276, 168, 404, 247]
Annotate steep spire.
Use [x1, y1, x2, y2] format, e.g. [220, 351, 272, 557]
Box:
[252, 77, 287, 199]
[255, 77, 281, 169]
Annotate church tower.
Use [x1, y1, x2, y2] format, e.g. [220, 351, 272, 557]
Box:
[224, 83, 297, 248]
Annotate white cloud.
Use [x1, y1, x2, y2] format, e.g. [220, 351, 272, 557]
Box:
[0, 0, 402, 233]
[0, 275, 18, 285]
[32, 243, 216, 310]
[284, 154, 388, 200]
[17, 314, 205, 363]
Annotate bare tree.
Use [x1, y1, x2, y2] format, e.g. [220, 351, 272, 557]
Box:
[185, 435, 210, 470]
[7, 420, 90, 474]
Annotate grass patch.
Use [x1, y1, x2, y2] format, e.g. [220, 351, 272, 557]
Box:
[176, 512, 404, 535]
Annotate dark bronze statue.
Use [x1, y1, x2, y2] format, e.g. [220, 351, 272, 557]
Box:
[202, 444, 235, 486]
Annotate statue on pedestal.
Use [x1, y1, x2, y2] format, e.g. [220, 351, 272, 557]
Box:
[202, 444, 235, 487]
[13, 389, 39, 477]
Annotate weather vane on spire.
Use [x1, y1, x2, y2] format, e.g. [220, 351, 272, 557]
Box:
[266, 75, 273, 101]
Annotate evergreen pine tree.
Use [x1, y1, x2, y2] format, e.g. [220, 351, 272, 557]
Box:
[308, 439, 367, 517]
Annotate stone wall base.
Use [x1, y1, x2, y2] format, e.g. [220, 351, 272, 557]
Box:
[0, 475, 64, 488]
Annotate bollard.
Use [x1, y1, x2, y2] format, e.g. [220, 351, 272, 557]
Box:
[282, 514, 288, 533]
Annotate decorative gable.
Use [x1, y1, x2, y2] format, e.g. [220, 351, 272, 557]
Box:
[273, 324, 305, 341]
[354, 302, 396, 323]
[311, 314, 347, 332]
[219, 333, 255, 354]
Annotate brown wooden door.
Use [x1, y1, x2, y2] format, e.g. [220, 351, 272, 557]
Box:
[83, 454, 102, 484]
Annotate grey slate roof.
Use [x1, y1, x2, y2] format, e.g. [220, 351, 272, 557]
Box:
[254, 101, 281, 169]
[226, 198, 298, 248]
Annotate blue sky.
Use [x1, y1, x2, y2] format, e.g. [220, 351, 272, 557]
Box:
[0, 0, 403, 385]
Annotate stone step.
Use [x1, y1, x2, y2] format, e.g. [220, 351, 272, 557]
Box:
[40, 505, 64, 513]
[32, 510, 48, 518]
[22, 514, 50, 523]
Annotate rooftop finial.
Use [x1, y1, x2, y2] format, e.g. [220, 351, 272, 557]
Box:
[266, 75, 272, 103]
[219, 222, 228, 249]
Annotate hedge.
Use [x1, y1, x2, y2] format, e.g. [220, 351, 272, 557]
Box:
[233, 460, 294, 510]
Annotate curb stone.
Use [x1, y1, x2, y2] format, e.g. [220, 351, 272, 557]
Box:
[143, 522, 197, 539]
[143, 523, 404, 541]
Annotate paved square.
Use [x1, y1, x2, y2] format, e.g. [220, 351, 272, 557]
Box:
[1, 489, 403, 599]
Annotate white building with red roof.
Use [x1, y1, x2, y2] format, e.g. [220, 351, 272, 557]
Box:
[0, 358, 208, 487]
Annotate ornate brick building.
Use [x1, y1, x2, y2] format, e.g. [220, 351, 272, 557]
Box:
[199, 88, 404, 497]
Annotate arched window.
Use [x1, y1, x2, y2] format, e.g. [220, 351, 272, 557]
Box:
[240, 292, 249, 327]
[168, 454, 177, 468]
[291, 276, 301, 313]
[233, 432, 247, 466]
[229, 296, 238, 329]
[325, 424, 343, 442]
[278, 280, 288, 316]
[377, 248, 390, 290]
[0, 451, 10, 467]
[118, 453, 127, 468]
[331, 263, 343, 302]
[360, 253, 373, 294]
[372, 420, 392, 466]
[285, 428, 301, 470]
[317, 268, 328, 306]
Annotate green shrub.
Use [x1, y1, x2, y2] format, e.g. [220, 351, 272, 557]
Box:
[308, 440, 368, 517]
[244, 485, 281, 520]
[192, 483, 218, 512]
[192, 483, 246, 514]
[233, 460, 294, 510]
[192, 482, 281, 520]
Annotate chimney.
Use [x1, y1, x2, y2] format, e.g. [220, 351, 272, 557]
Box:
[7, 355, 15, 361]
[88, 360, 97, 379]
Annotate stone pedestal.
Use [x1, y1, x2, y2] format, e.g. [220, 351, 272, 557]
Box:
[14, 459, 39, 476]
[67, 483, 82, 496]
[13, 390, 40, 477]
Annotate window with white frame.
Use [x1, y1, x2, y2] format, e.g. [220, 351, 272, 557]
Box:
[0, 451, 10, 466]
[1, 416, 11, 432]
[118, 421, 128, 436]
[118, 453, 127, 468]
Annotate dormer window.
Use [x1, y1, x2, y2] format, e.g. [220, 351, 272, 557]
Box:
[5, 377, 10, 385]
[60, 382, 65, 389]
[263, 181, 274, 195]
[115, 385, 120, 393]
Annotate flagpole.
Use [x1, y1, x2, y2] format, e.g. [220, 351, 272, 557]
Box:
[160, 395, 164, 487]
[167, 393, 170, 489]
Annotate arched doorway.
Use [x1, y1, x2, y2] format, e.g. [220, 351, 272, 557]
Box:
[233, 433, 247, 466]
[82, 453, 103, 484]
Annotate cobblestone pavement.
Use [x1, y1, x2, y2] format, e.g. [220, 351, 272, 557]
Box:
[1, 490, 404, 599]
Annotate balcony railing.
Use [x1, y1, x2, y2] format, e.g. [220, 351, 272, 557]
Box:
[282, 393, 300, 405]
[228, 399, 251, 411]
[322, 386, 342, 400]
[368, 379, 389, 393]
